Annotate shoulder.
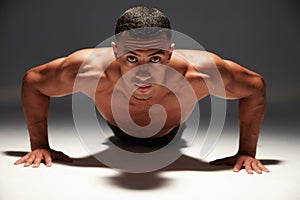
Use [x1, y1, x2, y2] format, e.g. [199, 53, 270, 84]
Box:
[173, 50, 236, 93]
[173, 49, 227, 70]
[61, 48, 113, 71]
[173, 49, 231, 77]
[60, 47, 115, 79]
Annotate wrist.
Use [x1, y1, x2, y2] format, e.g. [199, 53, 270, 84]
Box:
[237, 150, 256, 157]
[31, 144, 50, 151]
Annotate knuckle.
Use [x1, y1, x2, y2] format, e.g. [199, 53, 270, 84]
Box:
[45, 155, 52, 161]
[25, 162, 32, 166]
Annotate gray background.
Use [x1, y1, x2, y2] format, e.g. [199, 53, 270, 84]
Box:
[0, 0, 299, 128]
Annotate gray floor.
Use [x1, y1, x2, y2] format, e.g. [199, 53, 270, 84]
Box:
[0, 120, 299, 200]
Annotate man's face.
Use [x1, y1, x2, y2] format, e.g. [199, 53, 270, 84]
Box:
[112, 33, 174, 100]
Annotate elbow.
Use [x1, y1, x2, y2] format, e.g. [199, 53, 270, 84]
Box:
[22, 70, 34, 88]
[22, 70, 31, 87]
[22, 69, 40, 91]
[255, 75, 266, 97]
[247, 75, 266, 109]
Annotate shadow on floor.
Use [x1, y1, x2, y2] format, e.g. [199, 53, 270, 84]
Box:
[4, 149, 282, 171]
[4, 136, 282, 190]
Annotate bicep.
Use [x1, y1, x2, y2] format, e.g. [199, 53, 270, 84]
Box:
[23, 57, 79, 97]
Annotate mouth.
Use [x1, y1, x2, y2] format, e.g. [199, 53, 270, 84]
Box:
[135, 83, 151, 88]
[134, 83, 152, 92]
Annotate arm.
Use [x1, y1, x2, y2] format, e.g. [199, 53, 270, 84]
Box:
[207, 55, 269, 174]
[15, 52, 84, 167]
[225, 59, 266, 157]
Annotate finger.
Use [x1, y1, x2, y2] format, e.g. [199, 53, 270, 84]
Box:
[244, 160, 254, 175]
[257, 161, 270, 173]
[44, 154, 52, 167]
[33, 153, 43, 168]
[14, 153, 31, 165]
[233, 158, 244, 172]
[251, 161, 262, 174]
[24, 154, 36, 167]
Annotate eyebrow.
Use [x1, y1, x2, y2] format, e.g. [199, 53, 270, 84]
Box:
[149, 50, 165, 56]
[126, 49, 165, 56]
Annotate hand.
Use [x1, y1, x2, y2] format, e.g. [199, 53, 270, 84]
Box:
[14, 148, 73, 168]
[210, 154, 270, 174]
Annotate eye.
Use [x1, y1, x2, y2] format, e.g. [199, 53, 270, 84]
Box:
[150, 56, 161, 63]
[127, 56, 138, 63]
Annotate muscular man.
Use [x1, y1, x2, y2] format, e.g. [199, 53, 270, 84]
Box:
[15, 6, 269, 174]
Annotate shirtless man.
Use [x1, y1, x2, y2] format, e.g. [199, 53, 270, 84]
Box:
[14, 6, 269, 174]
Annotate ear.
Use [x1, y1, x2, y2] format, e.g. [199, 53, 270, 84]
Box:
[111, 42, 119, 59]
[168, 43, 175, 60]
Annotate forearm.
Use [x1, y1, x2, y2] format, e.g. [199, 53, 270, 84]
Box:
[238, 78, 266, 157]
[22, 74, 51, 150]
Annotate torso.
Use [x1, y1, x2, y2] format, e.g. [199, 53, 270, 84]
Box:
[76, 48, 211, 138]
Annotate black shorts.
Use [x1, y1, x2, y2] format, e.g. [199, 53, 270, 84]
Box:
[107, 123, 179, 147]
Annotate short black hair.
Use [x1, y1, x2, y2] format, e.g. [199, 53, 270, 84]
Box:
[115, 6, 172, 40]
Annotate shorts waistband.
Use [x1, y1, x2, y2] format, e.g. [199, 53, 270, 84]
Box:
[107, 123, 179, 147]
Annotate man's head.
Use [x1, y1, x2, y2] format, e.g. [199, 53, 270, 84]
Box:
[113, 6, 173, 54]
[112, 6, 174, 100]
[114, 6, 172, 40]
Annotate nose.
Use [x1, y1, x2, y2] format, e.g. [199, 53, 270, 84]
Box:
[138, 63, 149, 72]
[136, 64, 151, 82]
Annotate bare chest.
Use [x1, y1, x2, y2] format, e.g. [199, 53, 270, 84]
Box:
[94, 88, 183, 133]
